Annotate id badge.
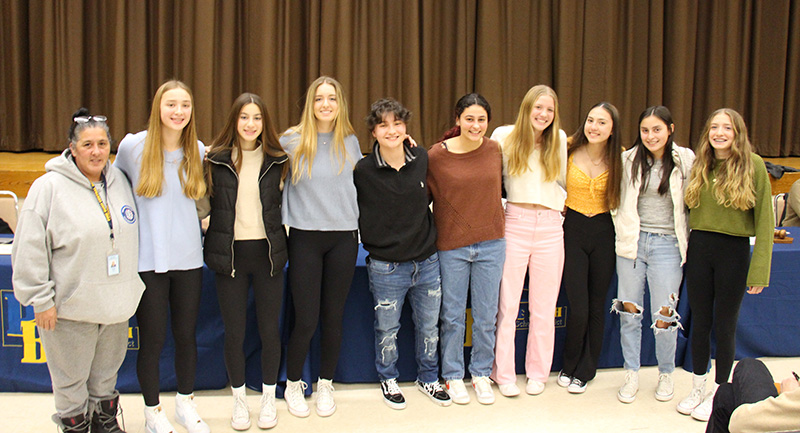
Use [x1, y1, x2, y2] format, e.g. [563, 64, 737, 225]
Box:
[107, 251, 120, 276]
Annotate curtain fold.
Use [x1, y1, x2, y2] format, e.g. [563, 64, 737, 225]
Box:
[1, 0, 798, 155]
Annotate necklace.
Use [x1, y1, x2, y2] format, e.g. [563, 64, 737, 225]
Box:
[585, 146, 604, 166]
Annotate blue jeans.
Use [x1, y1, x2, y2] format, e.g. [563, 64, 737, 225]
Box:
[368, 252, 442, 383]
[613, 231, 683, 373]
[438, 238, 506, 380]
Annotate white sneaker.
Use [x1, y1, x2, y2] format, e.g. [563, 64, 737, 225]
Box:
[231, 387, 251, 431]
[445, 379, 470, 404]
[557, 371, 572, 388]
[498, 382, 520, 397]
[677, 374, 706, 415]
[315, 378, 336, 417]
[617, 370, 639, 403]
[144, 405, 176, 433]
[691, 389, 716, 422]
[655, 373, 674, 402]
[526, 379, 545, 396]
[471, 376, 495, 405]
[174, 393, 210, 433]
[258, 384, 277, 429]
[284, 379, 310, 418]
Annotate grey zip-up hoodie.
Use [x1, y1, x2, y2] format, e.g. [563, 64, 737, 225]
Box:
[12, 149, 145, 324]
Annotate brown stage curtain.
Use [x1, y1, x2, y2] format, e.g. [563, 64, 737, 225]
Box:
[1, 0, 798, 155]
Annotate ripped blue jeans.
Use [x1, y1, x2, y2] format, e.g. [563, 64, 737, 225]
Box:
[613, 232, 683, 374]
[368, 252, 442, 383]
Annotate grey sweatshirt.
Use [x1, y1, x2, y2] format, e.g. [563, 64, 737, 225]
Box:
[12, 150, 145, 324]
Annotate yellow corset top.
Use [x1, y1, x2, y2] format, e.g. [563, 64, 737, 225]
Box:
[565, 154, 610, 215]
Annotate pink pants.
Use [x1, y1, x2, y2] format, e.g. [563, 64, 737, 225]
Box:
[492, 204, 564, 384]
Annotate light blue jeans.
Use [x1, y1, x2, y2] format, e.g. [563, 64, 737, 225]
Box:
[368, 252, 442, 383]
[439, 238, 506, 380]
[613, 231, 683, 373]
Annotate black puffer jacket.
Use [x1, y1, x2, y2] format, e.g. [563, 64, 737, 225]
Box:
[203, 149, 288, 277]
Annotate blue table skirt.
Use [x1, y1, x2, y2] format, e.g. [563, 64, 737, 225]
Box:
[2, 232, 798, 393]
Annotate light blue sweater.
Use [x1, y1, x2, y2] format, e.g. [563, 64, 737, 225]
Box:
[114, 130, 204, 273]
[280, 130, 361, 230]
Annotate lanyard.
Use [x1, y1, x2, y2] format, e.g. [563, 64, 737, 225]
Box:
[91, 177, 115, 247]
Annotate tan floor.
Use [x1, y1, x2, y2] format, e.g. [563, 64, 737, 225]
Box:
[2, 358, 797, 433]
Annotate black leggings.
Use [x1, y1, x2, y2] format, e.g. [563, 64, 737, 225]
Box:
[136, 268, 203, 406]
[285, 228, 358, 381]
[686, 230, 750, 384]
[215, 240, 284, 387]
[707, 358, 778, 433]
[561, 209, 616, 382]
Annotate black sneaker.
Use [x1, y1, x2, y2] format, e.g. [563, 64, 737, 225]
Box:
[415, 380, 453, 407]
[567, 377, 588, 394]
[380, 379, 406, 410]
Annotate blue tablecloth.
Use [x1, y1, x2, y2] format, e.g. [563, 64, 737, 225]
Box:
[2, 232, 799, 391]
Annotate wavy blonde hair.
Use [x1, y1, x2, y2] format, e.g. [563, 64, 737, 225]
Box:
[136, 80, 206, 199]
[504, 85, 562, 182]
[685, 108, 755, 210]
[284, 76, 355, 184]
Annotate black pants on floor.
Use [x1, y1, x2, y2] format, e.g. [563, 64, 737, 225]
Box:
[561, 209, 616, 382]
[706, 358, 778, 433]
[136, 268, 203, 406]
[685, 230, 750, 385]
[215, 239, 284, 387]
[285, 228, 358, 381]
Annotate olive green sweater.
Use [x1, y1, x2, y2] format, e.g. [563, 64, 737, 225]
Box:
[688, 153, 773, 287]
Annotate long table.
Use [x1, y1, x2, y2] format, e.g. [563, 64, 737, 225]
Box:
[2, 233, 798, 392]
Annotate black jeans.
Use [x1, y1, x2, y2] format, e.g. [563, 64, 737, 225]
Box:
[285, 228, 358, 381]
[706, 358, 778, 433]
[561, 209, 616, 382]
[686, 230, 750, 384]
[215, 239, 284, 387]
[136, 268, 203, 406]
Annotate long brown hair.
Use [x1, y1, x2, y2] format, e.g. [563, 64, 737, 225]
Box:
[205, 93, 288, 195]
[685, 108, 755, 210]
[136, 80, 206, 199]
[567, 102, 623, 210]
[284, 76, 355, 184]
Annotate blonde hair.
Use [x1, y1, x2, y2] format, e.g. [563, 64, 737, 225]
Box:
[284, 76, 355, 184]
[504, 85, 562, 181]
[685, 108, 755, 210]
[136, 80, 206, 199]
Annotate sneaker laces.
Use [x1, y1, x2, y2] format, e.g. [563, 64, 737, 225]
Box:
[259, 392, 276, 419]
[149, 407, 175, 433]
[176, 395, 204, 426]
[473, 376, 493, 393]
[657, 374, 673, 390]
[384, 378, 402, 395]
[317, 379, 335, 407]
[448, 379, 468, 395]
[425, 381, 445, 393]
[232, 393, 249, 423]
[95, 405, 125, 433]
[286, 380, 308, 408]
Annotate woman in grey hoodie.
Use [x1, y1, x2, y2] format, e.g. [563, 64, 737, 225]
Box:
[12, 109, 145, 433]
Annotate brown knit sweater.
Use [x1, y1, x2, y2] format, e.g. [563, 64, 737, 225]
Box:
[427, 137, 504, 251]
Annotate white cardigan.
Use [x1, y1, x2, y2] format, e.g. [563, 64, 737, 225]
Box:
[612, 144, 695, 264]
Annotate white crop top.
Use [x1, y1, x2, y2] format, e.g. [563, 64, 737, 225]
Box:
[491, 125, 567, 211]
